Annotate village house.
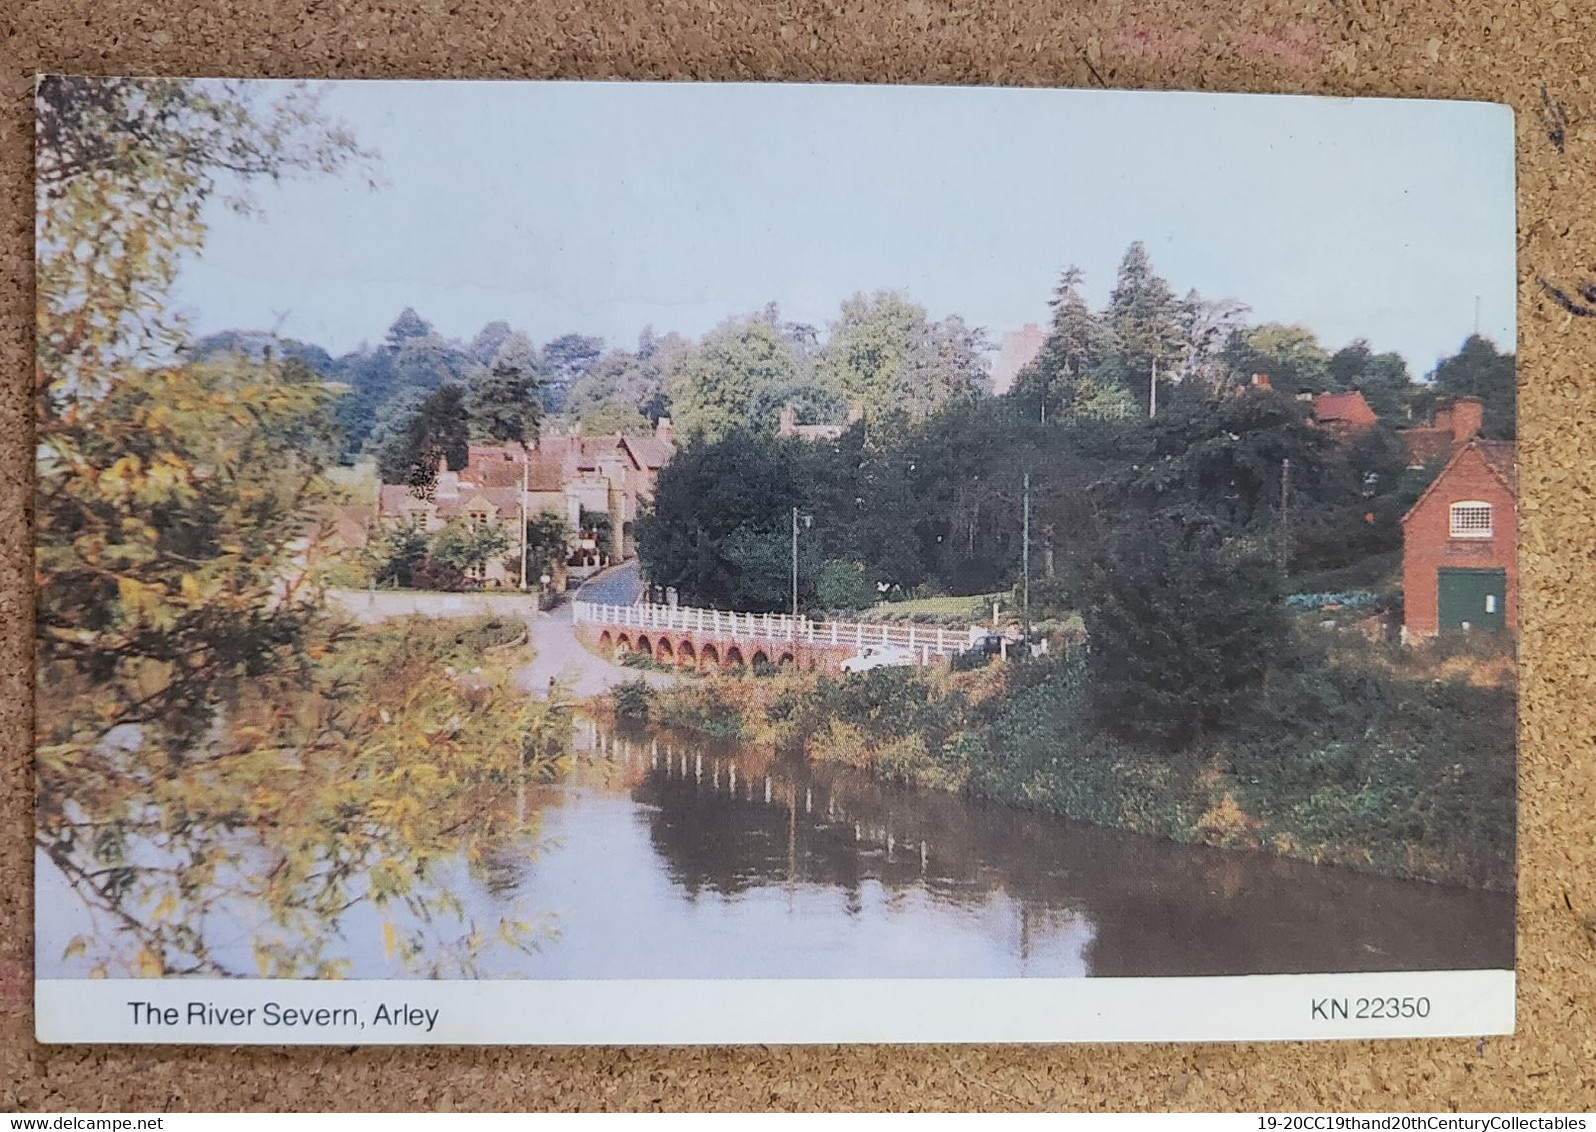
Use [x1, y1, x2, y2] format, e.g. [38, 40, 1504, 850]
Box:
[373, 418, 676, 586]
[1400, 436, 1517, 638]
[1309, 390, 1378, 435]
[1397, 395, 1485, 469]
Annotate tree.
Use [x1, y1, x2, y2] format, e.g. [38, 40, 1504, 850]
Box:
[1010, 266, 1129, 420]
[468, 320, 515, 366]
[374, 383, 470, 484]
[1221, 323, 1331, 396]
[384, 307, 435, 351]
[539, 333, 605, 413]
[430, 517, 512, 582]
[371, 522, 431, 587]
[467, 332, 543, 445]
[635, 432, 820, 609]
[1176, 290, 1250, 388]
[815, 559, 876, 611]
[524, 512, 571, 583]
[1074, 509, 1290, 748]
[1329, 339, 1414, 420]
[896, 313, 993, 415]
[1106, 242, 1185, 412]
[1431, 334, 1516, 439]
[565, 348, 664, 434]
[37, 79, 570, 977]
[668, 311, 804, 440]
[822, 291, 922, 415]
[331, 312, 478, 458]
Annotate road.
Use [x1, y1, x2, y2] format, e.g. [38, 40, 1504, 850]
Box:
[514, 561, 675, 701]
[328, 562, 672, 702]
[573, 559, 647, 605]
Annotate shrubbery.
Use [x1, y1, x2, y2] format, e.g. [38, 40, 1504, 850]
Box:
[623, 630, 1515, 889]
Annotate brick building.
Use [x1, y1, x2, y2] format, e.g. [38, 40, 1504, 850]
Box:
[1400, 437, 1517, 638]
[1398, 396, 1485, 468]
[374, 418, 676, 586]
[1310, 390, 1377, 435]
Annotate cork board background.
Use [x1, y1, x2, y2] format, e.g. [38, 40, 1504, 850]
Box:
[2, 0, 1593, 1113]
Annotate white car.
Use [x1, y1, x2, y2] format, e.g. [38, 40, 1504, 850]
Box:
[840, 644, 917, 673]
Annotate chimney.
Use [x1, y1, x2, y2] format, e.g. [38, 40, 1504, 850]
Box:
[1449, 396, 1483, 442]
[655, 416, 674, 444]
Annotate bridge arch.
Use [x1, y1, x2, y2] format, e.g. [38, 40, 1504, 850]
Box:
[614, 633, 631, 657]
[635, 634, 651, 657]
[725, 646, 745, 671]
[778, 652, 794, 667]
[751, 650, 770, 671]
[700, 643, 719, 669]
[599, 630, 613, 651]
[677, 640, 696, 667]
[655, 638, 674, 663]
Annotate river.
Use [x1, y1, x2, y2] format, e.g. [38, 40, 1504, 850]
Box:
[36, 716, 1513, 980]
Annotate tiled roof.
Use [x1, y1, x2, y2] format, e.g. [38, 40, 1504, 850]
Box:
[620, 434, 673, 468]
[525, 454, 565, 492]
[377, 483, 522, 520]
[1398, 426, 1455, 468]
[1475, 439, 1518, 496]
[1402, 438, 1517, 524]
[1312, 391, 1376, 427]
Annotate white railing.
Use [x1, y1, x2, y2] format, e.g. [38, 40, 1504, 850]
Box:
[572, 600, 973, 657]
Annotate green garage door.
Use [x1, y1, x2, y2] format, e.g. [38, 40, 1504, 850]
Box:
[1437, 567, 1507, 631]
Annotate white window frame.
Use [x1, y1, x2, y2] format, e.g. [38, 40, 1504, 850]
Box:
[1449, 500, 1494, 539]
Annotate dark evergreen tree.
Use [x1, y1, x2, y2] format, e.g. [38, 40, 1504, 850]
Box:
[1075, 508, 1290, 748]
[467, 332, 543, 445]
[375, 383, 470, 485]
[1106, 242, 1184, 414]
[1431, 334, 1516, 439]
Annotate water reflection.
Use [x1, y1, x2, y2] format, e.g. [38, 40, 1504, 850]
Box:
[515, 719, 1511, 980]
[37, 715, 1514, 980]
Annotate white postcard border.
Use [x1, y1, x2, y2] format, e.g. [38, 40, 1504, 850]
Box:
[37, 969, 1513, 1045]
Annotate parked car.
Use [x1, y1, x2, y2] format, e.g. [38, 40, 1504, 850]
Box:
[840, 644, 917, 672]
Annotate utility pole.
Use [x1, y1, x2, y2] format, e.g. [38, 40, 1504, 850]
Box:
[1022, 472, 1032, 648]
[791, 505, 800, 622]
[1149, 357, 1158, 419]
[1280, 457, 1292, 571]
[519, 442, 529, 591]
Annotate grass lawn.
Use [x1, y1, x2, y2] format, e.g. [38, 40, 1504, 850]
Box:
[869, 592, 1004, 619]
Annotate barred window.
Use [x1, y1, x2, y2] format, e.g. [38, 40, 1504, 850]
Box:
[1449, 501, 1493, 539]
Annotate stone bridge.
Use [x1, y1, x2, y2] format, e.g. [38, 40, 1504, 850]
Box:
[571, 600, 974, 673]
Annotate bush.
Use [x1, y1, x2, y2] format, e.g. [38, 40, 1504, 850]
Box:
[611, 679, 654, 725]
[950, 649, 990, 672]
[815, 558, 876, 612]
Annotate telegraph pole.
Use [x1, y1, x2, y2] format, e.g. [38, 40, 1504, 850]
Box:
[519, 442, 529, 591]
[1280, 457, 1292, 571]
[791, 505, 799, 622]
[1022, 472, 1032, 648]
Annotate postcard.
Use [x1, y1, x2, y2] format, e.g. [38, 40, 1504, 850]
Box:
[34, 77, 1516, 1043]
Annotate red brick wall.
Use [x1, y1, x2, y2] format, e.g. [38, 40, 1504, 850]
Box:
[1402, 447, 1518, 636]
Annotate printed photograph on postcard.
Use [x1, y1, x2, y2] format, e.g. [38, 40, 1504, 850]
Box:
[33, 78, 1516, 1044]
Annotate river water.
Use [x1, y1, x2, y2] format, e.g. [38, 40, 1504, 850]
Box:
[36, 717, 1514, 980]
[410, 720, 1510, 980]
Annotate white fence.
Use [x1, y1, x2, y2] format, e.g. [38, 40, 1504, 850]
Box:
[572, 601, 974, 657]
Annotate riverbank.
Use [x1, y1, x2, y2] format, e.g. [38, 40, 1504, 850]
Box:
[600, 631, 1516, 891]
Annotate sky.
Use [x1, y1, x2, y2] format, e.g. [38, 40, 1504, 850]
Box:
[171, 81, 1517, 376]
